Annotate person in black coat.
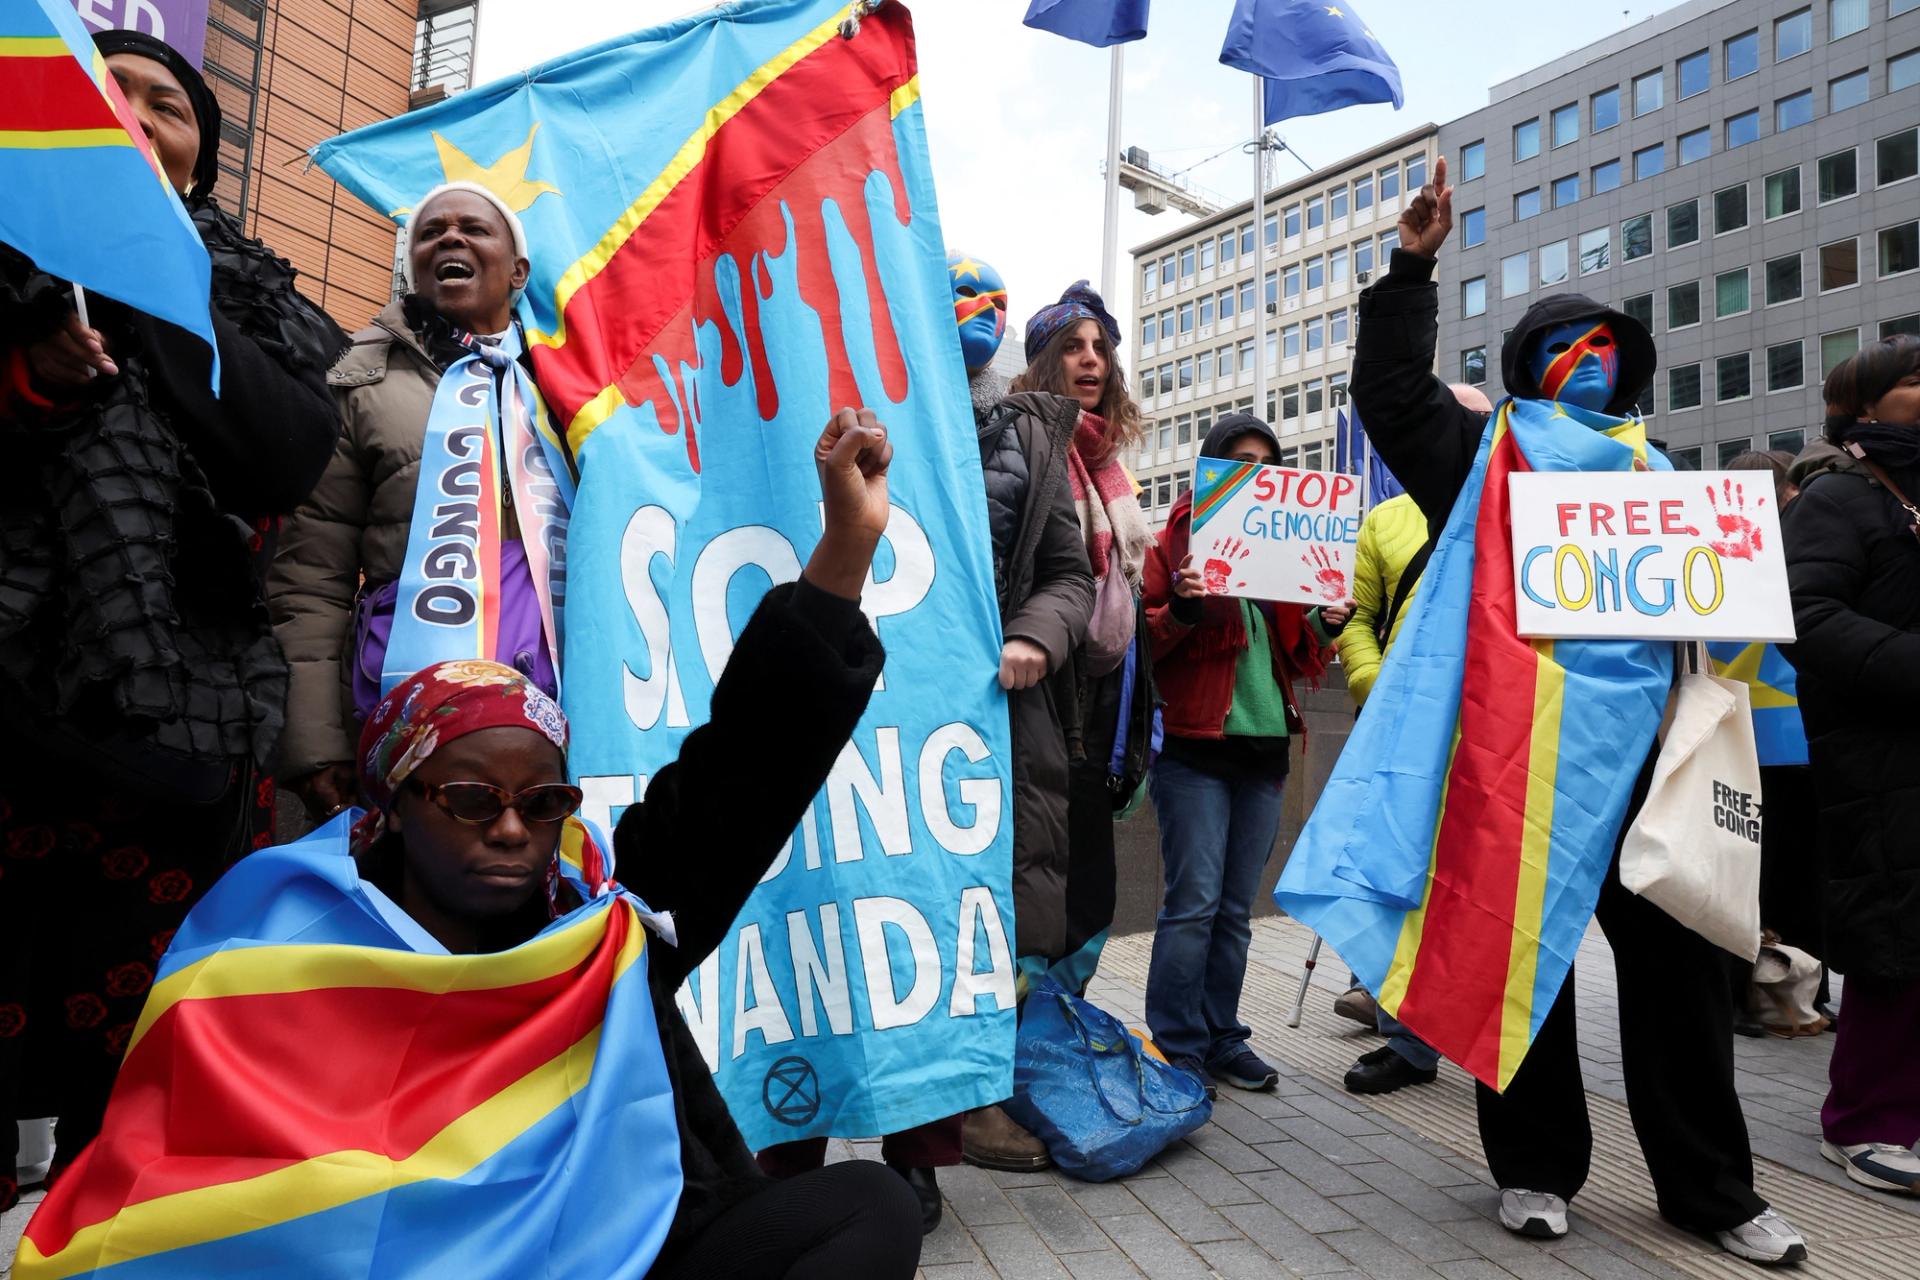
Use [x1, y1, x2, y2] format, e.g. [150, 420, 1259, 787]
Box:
[1346, 158, 1806, 1267]
[0, 32, 344, 1211]
[1780, 334, 1920, 1197]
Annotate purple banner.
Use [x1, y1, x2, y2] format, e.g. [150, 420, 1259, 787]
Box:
[70, 0, 209, 68]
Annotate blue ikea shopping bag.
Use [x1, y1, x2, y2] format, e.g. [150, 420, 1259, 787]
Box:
[1001, 976, 1213, 1181]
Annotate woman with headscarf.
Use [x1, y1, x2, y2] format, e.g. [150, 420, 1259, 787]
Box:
[269, 180, 575, 826]
[0, 32, 345, 1210]
[15, 411, 921, 1278]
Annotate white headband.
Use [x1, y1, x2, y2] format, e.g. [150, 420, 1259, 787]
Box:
[401, 181, 530, 301]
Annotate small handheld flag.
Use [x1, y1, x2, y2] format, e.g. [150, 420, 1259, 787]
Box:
[1022, 0, 1150, 47]
[1220, 0, 1404, 124]
[0, 0, 218, 385]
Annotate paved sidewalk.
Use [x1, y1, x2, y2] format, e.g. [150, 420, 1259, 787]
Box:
[6, 916, 1915, 1279]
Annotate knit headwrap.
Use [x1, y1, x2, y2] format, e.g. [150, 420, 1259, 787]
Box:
[1068, 412, 1150, 590]
[401, 181, 531, 301]
[91, 30, 221, 205]
[1024, 280, 1122, 365]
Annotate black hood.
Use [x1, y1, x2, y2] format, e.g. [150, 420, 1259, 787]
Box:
[1499, 292, 1656, 417]
[1202, 411, 1281, 459]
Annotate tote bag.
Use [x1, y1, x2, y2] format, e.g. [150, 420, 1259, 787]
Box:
[1619, 643, 1764, 960]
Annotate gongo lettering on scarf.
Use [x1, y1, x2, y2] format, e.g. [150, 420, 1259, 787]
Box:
[1507, 471, 1795, 643]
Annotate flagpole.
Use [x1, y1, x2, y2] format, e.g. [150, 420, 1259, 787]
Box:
[1251, 77, 1268, 434]
[1100, 44, 1124, 303]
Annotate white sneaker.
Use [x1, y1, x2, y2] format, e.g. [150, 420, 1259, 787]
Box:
[1498, 1188, 1568, 1239]
[1822, 1140, 1920, 1194]
[1716, 1207, 1808, 1267]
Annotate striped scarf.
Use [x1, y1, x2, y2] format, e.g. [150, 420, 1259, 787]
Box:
[1068, 412, 1148, 590]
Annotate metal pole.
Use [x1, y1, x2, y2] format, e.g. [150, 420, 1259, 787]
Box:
[1286, 933, 1323, 1028]
[1100, 44, 1124, 304]
[1251, 77, 1268, 428]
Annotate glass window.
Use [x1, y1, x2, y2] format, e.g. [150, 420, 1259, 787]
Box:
[1218, 344, 1234, 376]
[1726, 110, 1760, 149]
[1593, 159, 1622, 193]
[1330, 307, 1349, 346]
[1305, 379, 1325, 414]
[1142, 263, 1156, 296]
[1238, 278, 1255, 313]
[1715, 268, 1750, 317]
[1462, 277, 1487, 317]
[1179, 301, 1194, 333]
[1669, 363, 1702, 410]
[1726, 29, 1758, 80]
[1592, 87, 1621, 133]
[1883, 314, 1920, 338]
[1893, 50, 1920, 94]
[1160, 255, 1175, 285]
[1579, 227, 1610, 274]
[1552, 103, 1580, 148]
[1830, 69, 1869, 112]
[1714, 184, 1748, 234]
[1265, 213, 1280, 247]
[1462, 346, 1488, 385]
[1821, 238, 1859, 290]
[1821, 329, 1860, 375]
[1141, 368, 1157, 397]
[1282, 263, 1300, 298]
[1354, 239, 1374, 278]
[1820, 149, 1858, 201]
[1305, 255, 1325, 291]
[1405, 154, 1426, 191]
[1177, 413, 1194, 444]
[1328, 187, 1349, 224]
[1158, 361, 1173, 390]
[1159, 309, 1174, 340]
[1679, 128, 1710, 165]
[1634, 68, 1664, 115]
[1329, 245, 1349, 287]
[1553, 174, 1580, 207]
[1881, 222, 1920, 277]
[1281, 384, 1299, 418]
[1514, 118, 1541, 161]
[1765, 252, 1802, 304]
[1501, 252, 1530, 298]
[1514, 187, 1542, 220]
[1540, 241, 1569, 286]
[1766, 168, 1801, 218]
[1240, 222, 1255, 256]
[1668, 281, 1702, 327]
[1776, 9, 1811, 61]
[1198, 294, 1214, 326]
[1460, 140, 1485, 181]
[1678, 49, 1710, 98]
[1156, 476, 1171, 507]
[1238, 338, 1253, 369]
[1895, 0, 1918, 17]
[1770, 427, 1807, 453]
[1305, 316, 1323, 353]
[1717, 353, 1752, 402]
[1179, 246, 1196, 278]
[1196, 350, 1212, 383]
[1140, 317, 1155, 347]
[1218, 286, 1235, 319]
[1264, 331, 1278, 369]
[1776, 90, 1814, 132]
[1667, 199, 1700, 247]
[1199, 239, 1215, 271]
[1880, 129, 1920, 185]
[1717, 437, 1754, 467]
[1634, 143, 1665, 179]
[1378, 228, 1399, 256]
[1623, 293, 1654, 333]
[1377, 164, 1400, 201]
[1830, 0, 1867, 39]
[1623, 214, 1653, 260]
[1219, 230, 1236, 262]
[1353, 173, 1374, 210]
[1767, 342, 1804, 391]
[1178, 357, 1194, 389]
[1462, 207, 1486, 247]
[1306, 195, 1325, 230]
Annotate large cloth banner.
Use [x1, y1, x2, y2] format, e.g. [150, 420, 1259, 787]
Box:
[313, 0, 1016, 1149]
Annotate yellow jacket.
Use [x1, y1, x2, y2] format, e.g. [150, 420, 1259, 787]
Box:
[1335, 493, 1429, 707]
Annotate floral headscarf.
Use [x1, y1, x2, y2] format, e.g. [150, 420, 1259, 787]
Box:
[351, 659, 569, 855]
[1023, 280, 1122, 365]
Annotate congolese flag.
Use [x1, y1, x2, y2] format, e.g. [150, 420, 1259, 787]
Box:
[1276, 400, 1674, 1090]
[0, 0, 217, 379]
[1707, 641, 1807, 767]
[313, 0, 1016, 1151]
[15, 816, 682, 1279]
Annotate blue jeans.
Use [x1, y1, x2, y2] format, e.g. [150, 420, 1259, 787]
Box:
[1377, 1007, 1440, 1071]
[1144, 755, 1287, 1068]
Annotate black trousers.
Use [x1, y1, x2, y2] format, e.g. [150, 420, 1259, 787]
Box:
[1476, 848, 1766, 1233]
[651, 1161, 921, 1280]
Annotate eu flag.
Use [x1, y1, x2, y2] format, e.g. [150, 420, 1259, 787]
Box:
[0, 0, 217, 380]
[1023, 0, 1149, 47]
[1220, 0, 1404, 124]
[1335, 406, 1404, 503]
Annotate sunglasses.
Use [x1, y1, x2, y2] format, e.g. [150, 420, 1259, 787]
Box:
[406, 779, 583, 825]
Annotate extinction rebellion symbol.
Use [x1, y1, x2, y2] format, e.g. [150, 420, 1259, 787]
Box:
[763, 1056, 821, 1126]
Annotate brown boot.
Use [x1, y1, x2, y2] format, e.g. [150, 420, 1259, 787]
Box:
[962, 1103, 1051, 1171]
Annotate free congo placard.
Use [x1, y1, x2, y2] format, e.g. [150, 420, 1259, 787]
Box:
[313, 0, 1015, 1149]
[1508, 471, 1794, 642]
[1188, 455, 1362, 603]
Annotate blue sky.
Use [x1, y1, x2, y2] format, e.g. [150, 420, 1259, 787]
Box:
[475, 0, 1693, 344]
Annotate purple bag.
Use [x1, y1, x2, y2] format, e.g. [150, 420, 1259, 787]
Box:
[1080, 567, 1135, 678]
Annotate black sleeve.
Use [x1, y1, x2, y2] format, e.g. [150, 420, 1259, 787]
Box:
[614, 578, 884, 987]
[1350, 249, 1485, 522]
[133, 308, 340, 519]
[1781, 480, 1920, 706]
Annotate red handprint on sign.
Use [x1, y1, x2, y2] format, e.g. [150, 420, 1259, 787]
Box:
[1204, 537, 1252, 593]
[1299, 546, 1348, 601]
[1706, 479, 1766, 561]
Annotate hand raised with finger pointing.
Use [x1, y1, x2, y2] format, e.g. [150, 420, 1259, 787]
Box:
[1396, 154, 1453, 260]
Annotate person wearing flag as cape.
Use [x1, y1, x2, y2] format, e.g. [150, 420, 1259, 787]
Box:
[1276, 156, 1808, 1267]
[270, 181, 574, 823]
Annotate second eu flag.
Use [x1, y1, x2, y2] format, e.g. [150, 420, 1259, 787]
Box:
[1221, 0, 1404, 124]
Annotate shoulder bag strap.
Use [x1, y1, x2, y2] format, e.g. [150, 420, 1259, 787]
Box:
[1846, 443, 1920, 539]
[1376, 537, 1435, 647]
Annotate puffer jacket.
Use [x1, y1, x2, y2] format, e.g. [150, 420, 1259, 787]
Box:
[1334, 492, 1427, 707]
[1781, 445, 1920, 981]
[267, 300, 446, 779]
[976, 388, 1095, 958]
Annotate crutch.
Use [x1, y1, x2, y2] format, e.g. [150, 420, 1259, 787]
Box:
[1285, 932, 1324, 1028]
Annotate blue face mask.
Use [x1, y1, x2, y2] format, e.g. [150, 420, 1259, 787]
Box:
[1525, 318, 1620, 411]
[947, 251, 1008, 373]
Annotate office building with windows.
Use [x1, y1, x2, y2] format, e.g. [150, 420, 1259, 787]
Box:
[1126, 126, 1439, 523]
[1437, 0, 1919, 467]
